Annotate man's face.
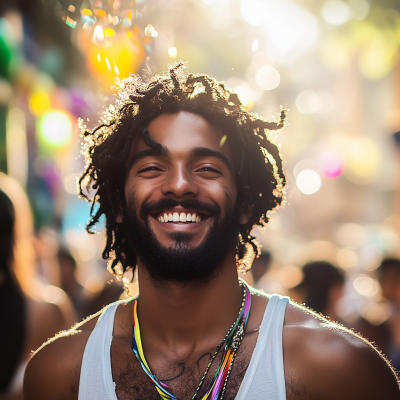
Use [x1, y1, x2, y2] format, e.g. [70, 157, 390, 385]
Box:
[123, 111, 243, 283]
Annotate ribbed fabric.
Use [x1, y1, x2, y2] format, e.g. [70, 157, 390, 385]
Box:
[78, 294, 289, 400]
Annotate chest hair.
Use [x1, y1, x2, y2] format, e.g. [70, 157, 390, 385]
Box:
[111, 333, 257, 400]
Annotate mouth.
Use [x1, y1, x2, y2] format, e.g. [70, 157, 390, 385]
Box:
[151, 209, 210, 224]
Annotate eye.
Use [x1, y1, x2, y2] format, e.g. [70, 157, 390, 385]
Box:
[200, 167, 218, 172]
[138, 166, 162, 173]
[196, 165, 221, 174]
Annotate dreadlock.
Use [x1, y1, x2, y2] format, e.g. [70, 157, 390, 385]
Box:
[79, 62, 286, 277]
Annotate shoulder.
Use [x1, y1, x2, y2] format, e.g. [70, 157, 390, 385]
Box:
[26, 298, 72, 350]
[283, 301, 400, 400]
[23, 299, 120, 400]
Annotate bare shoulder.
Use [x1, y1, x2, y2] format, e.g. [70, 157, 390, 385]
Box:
[283, 301, 400, 400]
[23, 307, 102, 400]
[26, 298, 74, 353]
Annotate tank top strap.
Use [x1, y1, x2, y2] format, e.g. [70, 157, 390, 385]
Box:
[78, 302, 120, 400]
[235, 294, 289, 400]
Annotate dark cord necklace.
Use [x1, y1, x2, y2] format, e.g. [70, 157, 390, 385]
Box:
[131, 279, 252, 400]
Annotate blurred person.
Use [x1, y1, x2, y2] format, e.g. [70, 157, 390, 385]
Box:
[25, 64, 399, 399]
[291, 261, 345, 322]
[0, 190, 72, 400]
[57, 246, 85, 318]
[344, 258, 400, 373]
[83, 271, 125, 317]
[58, 245, 124, 318]
[251, 251, 272, 286]
[250, 250, 277, 294]
[0, 175, 75, 400]
[374, 258, 400, 371]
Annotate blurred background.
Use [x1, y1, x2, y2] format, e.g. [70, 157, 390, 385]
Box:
[1, 0, 400, 393]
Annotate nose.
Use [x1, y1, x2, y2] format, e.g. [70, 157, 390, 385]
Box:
[161, 164, 199, 198]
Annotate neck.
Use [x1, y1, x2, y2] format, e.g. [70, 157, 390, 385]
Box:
[136, 251, 242, 353]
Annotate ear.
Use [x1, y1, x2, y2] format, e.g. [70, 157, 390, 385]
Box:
[238, 201, 253, 225]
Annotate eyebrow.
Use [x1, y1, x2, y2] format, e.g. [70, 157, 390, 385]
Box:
[189, 147, 232, 171]
[126, 145, 168, 173]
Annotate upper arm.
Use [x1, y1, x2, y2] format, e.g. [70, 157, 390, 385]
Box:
[24, 312, 100, 400]
[284, 304, 400, 399]
[23, 331, 87, 400]
[313, 330, 399, 399]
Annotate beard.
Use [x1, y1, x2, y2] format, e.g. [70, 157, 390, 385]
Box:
[122, 196, 240, 284]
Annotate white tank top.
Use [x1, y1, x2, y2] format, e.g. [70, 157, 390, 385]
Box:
[78, 294, 289, 400]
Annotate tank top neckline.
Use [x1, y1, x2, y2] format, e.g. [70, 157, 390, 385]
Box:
[79, 293, 289, 400]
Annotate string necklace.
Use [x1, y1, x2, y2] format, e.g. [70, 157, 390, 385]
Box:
[131, 279, 252, 400]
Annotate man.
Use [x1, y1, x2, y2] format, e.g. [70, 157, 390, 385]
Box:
[353, 258, 400, 372]
[24, 63, 399, 399]
[291, 261, 345, 322]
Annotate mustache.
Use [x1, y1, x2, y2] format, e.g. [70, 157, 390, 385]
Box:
[140, 198, 221, 219]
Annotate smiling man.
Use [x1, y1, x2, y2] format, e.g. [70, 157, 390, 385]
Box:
[24, 64, 399, 400]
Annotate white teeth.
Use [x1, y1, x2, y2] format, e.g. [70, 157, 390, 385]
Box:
[159, 212, 202, 223]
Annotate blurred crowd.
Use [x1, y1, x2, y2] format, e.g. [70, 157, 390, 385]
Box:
[0, 174, 127, 400]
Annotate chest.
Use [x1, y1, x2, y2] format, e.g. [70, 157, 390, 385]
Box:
[110, 333, 257, 400]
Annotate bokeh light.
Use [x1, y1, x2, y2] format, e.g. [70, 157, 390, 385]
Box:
[296, 90, 321, 114]
[255, 65, 280, 90]
[240, 0, 268, 26]
[343, 138, 381, 184]
[335, 223, 366, 248]
[353, 275, 379, 297]
[85, 31, 145, 88]
[168, 46, 177, 58]
[361, 302, 391, 326]
[279, 266, 303, 289]
[225, 78, 261, 110]
[296, 169, 322, 195]
[37, 110, 73, 150]
[348, 0, 369, 20]
[318, 150, 343, 178]
[322, 0, 351, 26]
[64, 173, 79, 195]
[336, 248, 358, 270]
[251, 39, 259, 52]
[29, 90, 51, 116]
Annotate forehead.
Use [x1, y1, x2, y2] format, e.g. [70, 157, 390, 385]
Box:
[129, 111, 233, 162]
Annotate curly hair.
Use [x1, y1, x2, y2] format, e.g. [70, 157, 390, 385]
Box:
[78, 62, 286, 277]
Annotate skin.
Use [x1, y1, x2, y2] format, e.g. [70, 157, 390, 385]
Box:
[1, 297, 74, 400]
[24, 112, 400, 399]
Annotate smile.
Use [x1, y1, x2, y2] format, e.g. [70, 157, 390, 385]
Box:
[157, 212, 202, 223]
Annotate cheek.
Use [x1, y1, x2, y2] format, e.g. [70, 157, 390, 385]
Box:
[124, 173, 153, 207]
[204, 179, 236, 203]
[124, 178, 142, 213]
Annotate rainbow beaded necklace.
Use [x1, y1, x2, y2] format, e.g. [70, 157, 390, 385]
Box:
[131, 279, 252, 400]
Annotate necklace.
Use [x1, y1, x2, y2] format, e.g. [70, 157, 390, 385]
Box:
[131, 279, 252, 400]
